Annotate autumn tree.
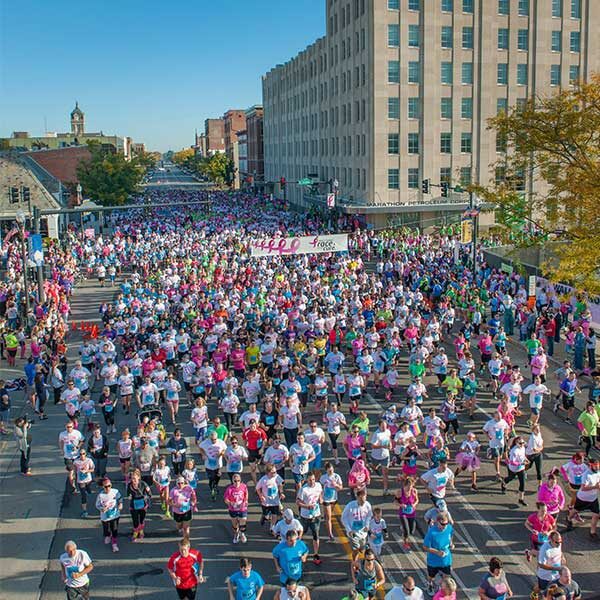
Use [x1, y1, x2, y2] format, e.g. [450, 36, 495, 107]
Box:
[172, 147, 195, 165]
[476, 74, 600, 293]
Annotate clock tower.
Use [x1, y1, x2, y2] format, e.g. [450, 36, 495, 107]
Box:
[70, 101, 85, 136]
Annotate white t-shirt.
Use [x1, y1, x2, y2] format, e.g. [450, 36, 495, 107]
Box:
[199, 438, 227, 470]
[370, 429, 392, 460]
[483, 418, 508, 449]
[59, 429, 84, 459]
[60, 549, 92, 588]
[537, 542, 563, 581]
[385, 587, 425, 600]
[297, 482, 323, 519]
[256, 474, 284, 506]
[576, 471, 600, 503]
[421, 467, 454, 498]
[273, 517, 303, 540]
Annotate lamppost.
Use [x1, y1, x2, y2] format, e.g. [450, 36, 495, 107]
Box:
[15, 209, 30, 320]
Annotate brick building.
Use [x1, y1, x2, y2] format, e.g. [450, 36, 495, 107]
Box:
[204, 118, 225, 155]
[245, 105, 264, 185]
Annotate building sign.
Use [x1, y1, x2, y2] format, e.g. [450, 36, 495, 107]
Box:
[460, 219, 472, 244]
[250, 233, 348, 257]
[28, 233, 44, 267]
[326, 193, 336, 208]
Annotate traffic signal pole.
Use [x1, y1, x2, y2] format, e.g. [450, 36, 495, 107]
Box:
[470, 191, 478, 274]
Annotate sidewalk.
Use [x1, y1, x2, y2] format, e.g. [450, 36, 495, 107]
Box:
[0, 280, 115, 600]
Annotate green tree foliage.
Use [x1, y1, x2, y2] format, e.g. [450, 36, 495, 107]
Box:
[475, 75, 600, 293]
[76, 142, 147, 206]
[199, 153, 233, 187]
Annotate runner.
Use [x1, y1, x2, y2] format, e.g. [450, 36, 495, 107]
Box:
[167, 538, 205, 600]
[59, 540, 93, 600]
[59, 421, 84, 492]
[227, 557, 265, 600]
[95, 477, 122, 552]
[224, 473, 249, 544]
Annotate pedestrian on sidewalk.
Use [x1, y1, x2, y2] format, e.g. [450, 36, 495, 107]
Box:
[0, 380, 11, 435]
[59, 540, 93, 600]
[14, 415, 32, 475]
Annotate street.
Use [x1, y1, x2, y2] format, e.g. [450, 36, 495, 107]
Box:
[1, 266, 598, 600]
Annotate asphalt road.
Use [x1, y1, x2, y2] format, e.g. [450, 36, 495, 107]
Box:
[145, 165, 201, 186]
[2, 266, 599, 599]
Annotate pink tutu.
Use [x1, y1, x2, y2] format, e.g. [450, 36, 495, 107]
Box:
[455, 452, 481, 472]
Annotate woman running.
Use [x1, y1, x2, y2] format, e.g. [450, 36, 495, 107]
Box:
[223, 472, 249, 544]
[126, 469, 152, 542]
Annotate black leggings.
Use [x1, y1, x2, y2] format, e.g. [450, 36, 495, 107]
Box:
[444, 419, 459, 434]
[79, 482, 92, 505]
[400, 516, 417, 538]
[131, 508, 146, 528]
[102, 518, 119, 538]
[284, 427, 298, 448]
[176, 587, 197, 600]
[206, 468, 220, 491]
[581, 435, 596, 457]
[504, 469, 526, 492]
[103, 409, 115, 426]
[223, 412, 236, 431]
[526, 453, 543, 481]
[20, 447, 31, 473]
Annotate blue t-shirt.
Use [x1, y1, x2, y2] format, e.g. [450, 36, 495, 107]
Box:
[229, 570, 265, 600]
[272, 540, 309, 584]
[423, 524, 454, 567]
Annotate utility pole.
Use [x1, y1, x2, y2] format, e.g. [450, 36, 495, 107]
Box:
[469, 191, 478, 273]
[15, 210, 30, 320]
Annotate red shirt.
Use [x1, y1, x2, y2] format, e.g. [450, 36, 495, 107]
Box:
[243, 428, 267, 451]
[167, 549, 202, 589]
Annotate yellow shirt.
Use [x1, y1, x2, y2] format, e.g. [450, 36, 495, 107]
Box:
[246, 346, 260, 365]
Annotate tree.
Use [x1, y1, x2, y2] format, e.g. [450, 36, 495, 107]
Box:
[475, 74, 600, 293]
[173, 148, 195, 165]
[199, 153, 233, 187]
[77, 142, 146, 206]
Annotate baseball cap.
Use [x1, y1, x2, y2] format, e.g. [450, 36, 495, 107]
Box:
[435, 499, 447, 511]
[283, 508, 294, 520]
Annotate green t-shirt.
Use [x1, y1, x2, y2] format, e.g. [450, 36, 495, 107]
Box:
[524, 339, 541, 355]
[206, 423, 229, 441]
[409, 362, 426, 379]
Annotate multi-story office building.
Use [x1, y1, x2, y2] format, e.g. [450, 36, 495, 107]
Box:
[245, 105, 264, 184]
[263, 0, 599, 218]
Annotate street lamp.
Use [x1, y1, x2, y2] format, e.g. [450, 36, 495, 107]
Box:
[15, 209, 31, 320]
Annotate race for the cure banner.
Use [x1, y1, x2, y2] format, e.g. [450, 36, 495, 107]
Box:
[250, 233, 349, 257]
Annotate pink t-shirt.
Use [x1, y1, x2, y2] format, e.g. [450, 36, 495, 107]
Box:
[224, 483, 248, 512]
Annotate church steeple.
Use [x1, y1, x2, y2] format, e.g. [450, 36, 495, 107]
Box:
[70, 101, 85, 135]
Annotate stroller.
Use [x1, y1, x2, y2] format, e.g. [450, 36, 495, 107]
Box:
[137, 404, 163, 426]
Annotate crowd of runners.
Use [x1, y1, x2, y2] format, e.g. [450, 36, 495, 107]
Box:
[2, 189, 599, 600]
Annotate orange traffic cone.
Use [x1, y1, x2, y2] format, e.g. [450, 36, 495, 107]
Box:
[91, 325, 99, 339]
[71, 321, 77, 331]
[79, 321, 85, 331]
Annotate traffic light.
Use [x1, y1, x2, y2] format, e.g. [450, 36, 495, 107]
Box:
[22, 187, 30, 203]
[9, 187, 20, 203]
[440, 182, 449, 198]
[421, 179, 430, 194]
[280, 177, 286, 189]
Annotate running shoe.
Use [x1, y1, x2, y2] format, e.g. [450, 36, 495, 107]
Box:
[233, 532, 240, 544]
[518, 499, 527, 506]
[403, 542, 411, 550]
[210, 488, 217, 501]
[104, 536, 111, 545]
[81, 510, 88, 518]
[590, 532, 599, 541]
[564, 418, 572, 424]
[240, 532, 247, 543]
[525, 549, 532, 562]
[112, 543, 119, 553]
[427, 582, 435, 596]
[312, 554, 322, 565]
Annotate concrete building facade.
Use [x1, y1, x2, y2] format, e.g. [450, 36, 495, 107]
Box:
[262, 0, 600, 213]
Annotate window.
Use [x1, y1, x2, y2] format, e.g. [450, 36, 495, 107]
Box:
[440, 133, 452, 153]
[516, 98, 527, 111]
[571, 0, 580, 18]
[462, 26, 473, 49]
[463, 0, 473, 13]
[442, 0, 453, 12]
[388, 133, 399, 154]
[550, 64, 561, 85]
[408, 97, 420, 119]
[570, 31, 580, 52]
[498, 28, 509, 50]
[441, 97, 453, 119]
[461, 132, 472, 153]
[408, 24, 420, 47]
[408, 168, 419, 189]
[462, 62, 473, 84]
[460, 167, 472, 186]
[497, 63, 508, 84]
[496, 132, 507, 153]
[408, 132, 419, 154]
[552, 0, 562, 17]
[388, 24, 399, 47]
[388, 0, 399, 8]
[517, 64, 528, 85]
[551, 30, 561, 51]
[461, 97, 473, 118]
[440, 167, 452, 184]
[388, 169, 399, 189]
[388, 60, 400, 83]
[497, 97, 508, 114]
[388, 97, 400, 118]
[408, 61, 420, 83]
[569, 64, 580, 83]
[409, 0, 420, 9]
[498, 0, 509, 15]
[495, 166, 506, 185]
[441, 61, 453, 84]
[441, 26, 453, 49]
[518, 0, 529, 16]
[518, 29, 529, 50]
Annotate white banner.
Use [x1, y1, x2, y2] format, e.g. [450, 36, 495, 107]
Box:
[250, 233, 348, 257]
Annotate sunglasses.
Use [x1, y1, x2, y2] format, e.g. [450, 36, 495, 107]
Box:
[404, 587, 415, 592]
[103, 485, 112, 489]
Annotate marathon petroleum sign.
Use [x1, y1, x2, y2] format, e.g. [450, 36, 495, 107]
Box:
[250, 233, 349, 257]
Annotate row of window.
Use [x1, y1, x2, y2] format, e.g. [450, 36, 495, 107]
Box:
[389, 0, 581, 18]
[387, 132, 473, 155]
[388, 60, 580, 86]
[389, 24, 580, 53]
[388, 167, 472, 190]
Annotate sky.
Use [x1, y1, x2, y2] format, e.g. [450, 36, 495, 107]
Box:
[0, 0, 325, 152]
